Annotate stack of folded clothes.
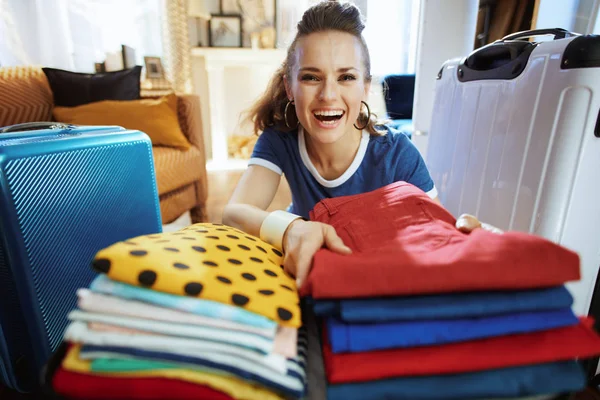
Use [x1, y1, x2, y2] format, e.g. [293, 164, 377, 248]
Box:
[50, 223, 307, 400]
[300, 181, 600, 400]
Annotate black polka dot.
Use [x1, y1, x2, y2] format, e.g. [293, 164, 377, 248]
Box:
[192, 246, 206, 253]
[164, 247, 180, 252]
[268, 259, 276, 265]
[216, 228, 228, 232]
[213, 223, 223, 226]
[231, 294, 250, 306]
[245, 236, 257, 242]
[227, 234, 239, 240]
[277, 307, 293, 321]
[203, 261, 218, 267]
[156, 240, 170, 243]
[196, 230, 209, 233]
[130, 250, 147, 256]
[264, 269, 278, 277]
[92, 258, 111, 273]
[241, 273, 256, 281]
[280, 284, 293, 291]
[280, 264, 285, 270]
[272, 248, 283, 257]
[259, 289, 274, 295]
[256, 246, 267, 254]
[173, 233, 185, 236]
[217, 276, 232, 284]
[250, 257, 263, 263]
[184, 282, 203, 296]
[206, 236, 219, 239]
[238, 244, 250, 251]
[217, 245, 230, 252]
[182, 237, 195, 240]
[123, 241, 137, 245]
[148, 235, 161, 238]
[138, 270, 157, 287]
[228, 259, 242, 265]
[173, 263, 190, 270]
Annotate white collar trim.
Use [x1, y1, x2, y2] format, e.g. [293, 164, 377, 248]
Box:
[298, 126, 370, 188]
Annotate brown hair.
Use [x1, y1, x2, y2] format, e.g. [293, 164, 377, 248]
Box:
[246, 0, 386, 136]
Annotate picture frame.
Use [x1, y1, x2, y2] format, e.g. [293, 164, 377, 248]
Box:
[209, 14, 243, 48]
[144, 56, 165, 79]
[221, 0, 276, 48]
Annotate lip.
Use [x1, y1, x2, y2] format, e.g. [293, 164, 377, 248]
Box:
[312, 110, 345, 130]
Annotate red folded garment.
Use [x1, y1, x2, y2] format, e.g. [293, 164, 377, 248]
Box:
[52, 367, 234, 400]
[322, 317, 600, 384]
[300, 181, 580, 299]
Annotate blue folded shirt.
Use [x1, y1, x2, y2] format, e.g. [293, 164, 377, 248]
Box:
[313, 286, 573, 323]
[327, 360, 585, 400]
[327, 308, 579, 353]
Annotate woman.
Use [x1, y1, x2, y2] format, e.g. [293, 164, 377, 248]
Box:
[223, 0, 496, 286]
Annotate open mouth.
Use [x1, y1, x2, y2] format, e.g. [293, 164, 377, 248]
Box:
[313, 110, 345, 125]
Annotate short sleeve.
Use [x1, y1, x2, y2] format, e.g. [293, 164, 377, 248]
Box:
[392, 131, 438, 199]
[248, 128, 284, 175]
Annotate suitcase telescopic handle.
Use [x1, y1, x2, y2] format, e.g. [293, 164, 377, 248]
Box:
[0, 122, 75, 133]
[500, 28, 577, 42]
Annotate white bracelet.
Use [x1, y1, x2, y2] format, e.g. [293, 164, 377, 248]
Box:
[259, 210, 303, 251]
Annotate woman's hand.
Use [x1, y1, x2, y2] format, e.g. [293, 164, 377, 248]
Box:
[282, 220, 352, 287]
[455, 213, 504, 234]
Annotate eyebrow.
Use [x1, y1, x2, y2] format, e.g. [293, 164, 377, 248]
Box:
[298, 67, 359, 73]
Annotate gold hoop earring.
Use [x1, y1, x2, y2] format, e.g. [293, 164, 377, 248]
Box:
[354, 100, 371, 130]
[284, 100, 299, 129]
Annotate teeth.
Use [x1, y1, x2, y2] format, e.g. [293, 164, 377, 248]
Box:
[321, 120, 337, 125]
[314, 110, 343, 117]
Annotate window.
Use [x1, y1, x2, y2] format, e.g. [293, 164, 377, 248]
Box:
[0, 0, 163, 72]
[363, 0, 421, 77]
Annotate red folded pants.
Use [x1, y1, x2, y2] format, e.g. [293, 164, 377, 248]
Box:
[52, 367, 234, 400]
[300, 182, 580, 299]
[322, 317, 600, 384]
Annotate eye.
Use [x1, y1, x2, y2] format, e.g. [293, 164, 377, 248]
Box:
[340, 74, 357, 81]
[301, 74, 319, 81]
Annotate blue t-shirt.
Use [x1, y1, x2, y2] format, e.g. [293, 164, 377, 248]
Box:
[248, 125, 437, 219]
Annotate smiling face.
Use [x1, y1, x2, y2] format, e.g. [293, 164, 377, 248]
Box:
[284, 30, 371, 144]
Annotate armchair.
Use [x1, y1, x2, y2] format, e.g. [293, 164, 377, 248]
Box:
[0, 66, 208, 225]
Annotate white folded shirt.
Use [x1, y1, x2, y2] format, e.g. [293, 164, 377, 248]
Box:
[64, 320, 288, 374]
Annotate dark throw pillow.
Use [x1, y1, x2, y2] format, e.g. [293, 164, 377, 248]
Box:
[42, 66, 142, 107]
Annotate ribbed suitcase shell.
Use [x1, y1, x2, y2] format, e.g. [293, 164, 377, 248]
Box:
[0, 124, 162, 392]
[426, 31, 600, 320]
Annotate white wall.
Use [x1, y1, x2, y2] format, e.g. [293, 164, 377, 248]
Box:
[535, 0, 600, 35]
[411, 0, 479, 159]
[534, 0, 579, 31]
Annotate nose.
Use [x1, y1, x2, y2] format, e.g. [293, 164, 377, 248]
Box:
[319, 79, 337, 102]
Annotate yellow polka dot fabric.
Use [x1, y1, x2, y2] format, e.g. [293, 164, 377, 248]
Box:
[92, 223, 300, 327]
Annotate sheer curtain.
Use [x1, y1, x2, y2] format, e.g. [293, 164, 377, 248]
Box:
[0, 0, 163, 72]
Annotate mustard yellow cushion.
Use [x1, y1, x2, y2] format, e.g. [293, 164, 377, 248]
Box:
[53, 93, 190, 150]
[92, 223, 301, 327]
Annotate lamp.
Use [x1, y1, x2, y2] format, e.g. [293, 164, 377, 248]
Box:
[187, 0, 212, 47]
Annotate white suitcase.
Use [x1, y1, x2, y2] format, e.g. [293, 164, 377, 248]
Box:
[426, 28, 600, 323]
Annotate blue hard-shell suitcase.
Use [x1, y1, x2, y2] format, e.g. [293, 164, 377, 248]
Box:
[0, 122, 162, 392]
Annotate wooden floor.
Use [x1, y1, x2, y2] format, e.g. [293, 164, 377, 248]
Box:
[205, 169, 292, 223]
